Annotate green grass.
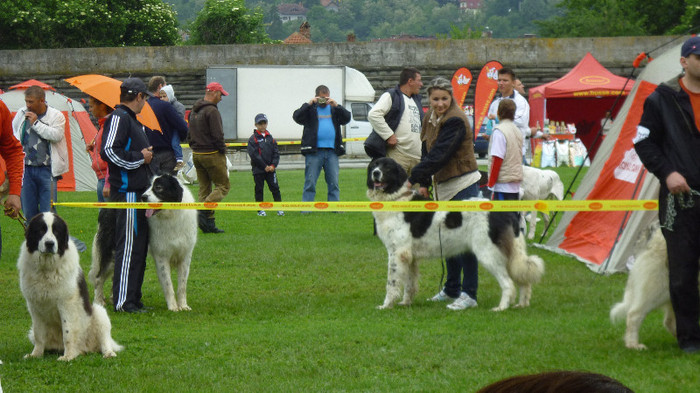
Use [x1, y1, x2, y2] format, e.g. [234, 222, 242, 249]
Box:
[1, 166, 698, 392]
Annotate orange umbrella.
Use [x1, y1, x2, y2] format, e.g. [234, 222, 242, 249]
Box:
[64, 74, 161, 132]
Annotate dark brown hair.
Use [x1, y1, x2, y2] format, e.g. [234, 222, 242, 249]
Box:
[497, 99, 516, 121]
[476, 371, 634, 393]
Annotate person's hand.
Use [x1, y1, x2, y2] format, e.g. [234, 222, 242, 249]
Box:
[86, 141, 95, 153]
[327, 98, 338, 107]
[418, 187, 430, 198]
[386, 134, 398, 146]
[4, 195, 21, 218]
[25, 111, 38, 125]
[141, 146, 153, 164]
[102, 185, 110, 199]
[666, 171, 690, 195]
[487, 113, 496, 120]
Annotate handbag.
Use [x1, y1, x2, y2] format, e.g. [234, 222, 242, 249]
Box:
[364, 130, 387, 159]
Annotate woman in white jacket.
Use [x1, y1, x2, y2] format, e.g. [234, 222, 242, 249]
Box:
[11, 86, 69, 221]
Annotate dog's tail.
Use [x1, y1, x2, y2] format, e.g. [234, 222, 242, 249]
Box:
[610, 300, 629, 325]
[507, 236, 545, 285]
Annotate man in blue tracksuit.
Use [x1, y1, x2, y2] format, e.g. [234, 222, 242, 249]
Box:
[101, 78, 154, 313]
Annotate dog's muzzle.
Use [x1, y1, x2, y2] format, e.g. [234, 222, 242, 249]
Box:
[40, 240, 56, 254]
[371, 168, 387, 190]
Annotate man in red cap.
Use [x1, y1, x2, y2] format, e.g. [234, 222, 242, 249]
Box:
[635, 35, 700, 353]
[188, 82, 230, 233]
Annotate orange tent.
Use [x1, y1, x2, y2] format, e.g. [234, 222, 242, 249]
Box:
[529, 53, 634, 158]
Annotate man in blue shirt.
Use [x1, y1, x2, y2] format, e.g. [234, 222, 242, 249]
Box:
[293, 85, 351, 205]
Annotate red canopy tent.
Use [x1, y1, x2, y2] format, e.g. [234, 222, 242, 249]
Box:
[529, 53, 634, 158]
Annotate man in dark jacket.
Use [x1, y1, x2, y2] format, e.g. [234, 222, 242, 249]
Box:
[100, 77, 154, 313]
[634, 36, 700, 353]
[188, 82, 230, 233]
[247, 113, 283, 216]
[146, 76, 188, 175]
[292, 85, 351, 204]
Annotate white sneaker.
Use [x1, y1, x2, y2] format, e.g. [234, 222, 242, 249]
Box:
[257, 210, 266, 217]
[277, 211, 285, 216]
[447, 292, 478, 310]
[427, 290, 455, 302]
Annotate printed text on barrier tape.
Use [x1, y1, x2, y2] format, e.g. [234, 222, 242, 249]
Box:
[53, 200, 659, 212]
[180, 137, 368, 148]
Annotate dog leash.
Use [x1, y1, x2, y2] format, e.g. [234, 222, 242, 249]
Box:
[662, 189, 700, 231]
[4, 206, 27, 232]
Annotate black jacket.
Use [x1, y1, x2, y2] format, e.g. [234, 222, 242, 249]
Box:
[247, 130, 280, 175]
[100, 105, 153, 193]
[292, 102, 351, 156]
[635, 75, 700, 190]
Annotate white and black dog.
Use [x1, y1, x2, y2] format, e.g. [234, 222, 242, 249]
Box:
[367, 157, 545, 311]
[610, 223, 685, 350]
[520, 166, 565, 240]
[89, 174, 198, 311]
[18, 212, 122, 361]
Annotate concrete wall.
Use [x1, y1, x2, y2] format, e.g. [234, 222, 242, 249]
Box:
[0, 35, 680, 109]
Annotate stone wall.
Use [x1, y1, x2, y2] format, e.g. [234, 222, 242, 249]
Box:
[0, 35, 680, 109]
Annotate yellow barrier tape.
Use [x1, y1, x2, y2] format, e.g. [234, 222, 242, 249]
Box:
[53, 200, 659, 212]
[181, 137, 367, 148]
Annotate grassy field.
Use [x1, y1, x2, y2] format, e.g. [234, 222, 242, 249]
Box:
[0, 165, 698, 392]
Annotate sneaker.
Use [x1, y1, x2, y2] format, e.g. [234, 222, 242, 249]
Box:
[173, 161, 185, 172]
[427, 290, 455, 302]
[447, 292, 478, 310]
[257, 210, 267, 217]
[277, 211, 285, 216]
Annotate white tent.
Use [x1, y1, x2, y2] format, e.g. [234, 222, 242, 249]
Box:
[0, 89, 98, 191]
[539, 40, 684, 274]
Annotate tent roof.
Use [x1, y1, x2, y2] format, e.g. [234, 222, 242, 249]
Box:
[530, 53, 633, 99]
[9, 79, 56, 91]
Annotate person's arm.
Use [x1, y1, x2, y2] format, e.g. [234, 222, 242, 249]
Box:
[271, 138, 280, 169]
[333, 102, 352, 125]
[207, 109, 227, 154]
[409, 117, 466, 187]
[31, 108, 65, 142]
[487, 129, 507, 188]
[292, 103, 313, 125]
[164, 101, 189, 140]
[514, 95, 530, 137]
[368, 92, 395, 140]
[0, 103, 24, 198]
[634, 94, 675, 183]
[101, 114, 146, 170]
[247, 135, 268, 169]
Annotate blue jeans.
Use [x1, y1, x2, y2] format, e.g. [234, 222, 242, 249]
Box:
[302, 148, 339, 202]
[443, 181, 480, 300]
[171, 134, 183, 161]
[97, 177, 106, 202]
[21, 165, 53, 222]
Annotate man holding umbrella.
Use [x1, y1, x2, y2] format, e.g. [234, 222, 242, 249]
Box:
[100, 77, 154, 313]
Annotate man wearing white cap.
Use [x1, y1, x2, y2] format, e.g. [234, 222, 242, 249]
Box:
[188, 82, 230, 233]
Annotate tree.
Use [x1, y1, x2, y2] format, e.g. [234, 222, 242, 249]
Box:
[0, 0, 179, 49]
[189, 0, 271, 44]
[536, 0, 690, 37]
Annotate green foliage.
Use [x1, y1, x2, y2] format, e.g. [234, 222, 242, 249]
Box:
[188, 0, 271, 44]
[0, 0, 179, 49]
[537, 0, 691, 37]
[1, 166, 699, 392]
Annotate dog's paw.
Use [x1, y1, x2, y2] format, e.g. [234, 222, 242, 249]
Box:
[376, 304, 392, 310]
[102, 351, 117, 358]
[57, 354, 77, 362]
[179, 305, 192, 311]
[397, 301, 412, 307]
[491, 306, 508, 312]
[626, 342, 648, 351]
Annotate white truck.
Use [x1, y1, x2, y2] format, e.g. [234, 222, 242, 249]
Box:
[206, 65, 375, 156]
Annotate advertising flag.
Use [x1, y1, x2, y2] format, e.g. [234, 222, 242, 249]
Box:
[451, 67, 473, 108]
[473, 60, 503, 140]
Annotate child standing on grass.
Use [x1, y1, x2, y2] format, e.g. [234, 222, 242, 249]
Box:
[247, 113, 283, 216]
[487, 99, 523, 224]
